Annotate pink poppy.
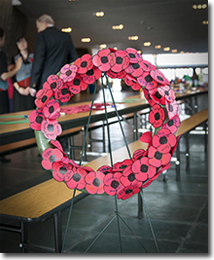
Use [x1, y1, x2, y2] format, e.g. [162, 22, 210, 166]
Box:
[158, 85, 175, 103]
[142, 163, 171, 189]
[81, 66, 102, 84]
[139, 131, 153, 148]
[166, 100, 181, 119]
[111, 50, 130, 72]
[150, 69, 170, 86]
[142, 89, 156, 106]
[29, 109, 45, 131]
[43, 75, 63, 93]
[92, 49, 116, 72]
[124, 74, 141, 91]
[126, 48, 143, 63]
[97, 165, 112, 175]
[41, 148, 63, 170]
[59, 64, 78, 82]
[163, 115, 181, 134]
[149, 104, 165, 128]
[137, 72, 159, 90]
[170, 135, 181, 156]
[85, 171, 105, 194]
[67, 74, 88, 94]
[106, 69, 126, 79]
[132, 149, 148, 161]
[117, 184, 141, 200]
[82, 166, 95, 173]
[43, 99, 60, 119]
[66, 167, 87, 190]
[74, 54, 93, 74]
[120, 166, 142, 187]
[52, 161, 73, 182]
[132, 157, 156, 181]
[35, 88, 53, 109]
[141, 60, 156, 71]
[112, 159, 133, 173]
[148, 146, 171, 168]
[41, 118, 62, 140]
[152, 128, 177, 153]
[54, 84, 73, 103]
[50, 139, 67, 157]
[104, 172, 124, 196]
[125, 61, 144, 77]
[62, 157, 80, 168]
[149, 89, 166, 105]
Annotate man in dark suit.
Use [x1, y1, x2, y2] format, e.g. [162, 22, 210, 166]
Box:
[30, 14, 78, 97]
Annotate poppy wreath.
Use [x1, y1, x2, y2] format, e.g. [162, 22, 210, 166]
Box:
[29, 47, 181, 201]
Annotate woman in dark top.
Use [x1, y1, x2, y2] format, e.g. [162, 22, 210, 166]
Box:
[11, 36, 35, 112]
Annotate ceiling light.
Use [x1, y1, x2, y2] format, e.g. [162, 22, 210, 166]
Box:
[128, 36, 138, 41]
[113, 47, 118, 50]
[137, 50, 142, 54]
[61, 27, 72, 33]
[171, 49, 177, 53]
[144, 42, 151, 47]
[112, 24, 124, 30]
[192, 4, 207, 9]
[192, 4, 197, 9]
[100, 44, 107, 49]
[202, 20, 208, 25]
[81, 38, 91, 42]
[163, 47, 170, 51]
[96, 11, 104, 17]
[155, 45, 161, 49]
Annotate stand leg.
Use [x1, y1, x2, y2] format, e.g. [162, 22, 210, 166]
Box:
[186, 132, 190, 171]
[53, 212, 62, 253]
[20, 222, 28, 253]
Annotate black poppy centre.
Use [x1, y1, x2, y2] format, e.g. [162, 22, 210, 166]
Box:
[154, 91, 162, 100]
[49, 154, 57, 163]
[35, 115, 43, 124]
[48, 106, 54, 114]
[65, 70, 72, 76]
[128, 53, 136, 59]
[168, 119, 174, 126]
[154, 151, 162, 160]
[111, 180, 119, 189]
[140, 164, 148, 173]
[159, 136, 167, 144]
[86, 69, 94, 76]
[101, 56, 108, 64]
[73, 173, 81, 182]
[125, 188, 133, 195]
[155, 112, 160, 120]
[73, 78, 81, 86]
[47, 124, 54, 132]
[128, 173, 135, 182]
[59, 166, 67, 175]
[116, 56, 123, 64]
[50, 82, 57, 90]
[81, 61, 87, 68]
[145, 75, 153, 83]
[157, 76, 163, 81]
[168, 104, 174, 112]
[61, 88, 69, 95]
[132, 63, 140, 69]
[41, 95, 47, 103]
[93, 178, 101, 187]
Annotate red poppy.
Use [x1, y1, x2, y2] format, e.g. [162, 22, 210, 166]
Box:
[106, 69, 126, 79]
[50, 139, 67, 157]
[97, 165, 112, 175]
[150, 69, 170, 86]
[141, 60, 156, 71]
[81, 66, 102, 84]
[149, 89, 166, 105]
[124, 74, 141, 91]
[120, 166, 142, 187]
[74, 54, 93, 74]
[54, 84, 73, 103]
[139, 131, 153, 148]
[111, 50, 130, 72]
[67, 74, 88, 94]
[142, 163, 171, 189]
[149, 104, 165, 128]
[43, 75, 63, 93]
[148, 146, 171, 168]
[170, 135, 181, 156]
[62, 157, 80, 168]
[82, 166, 95, 173]
[152, 128, 177, 153]
[137, 72, 159, 90]
[132, 149, 148, 161]
[158, 85, 175, 103]
[132, 157, 156, 181]
[125, 61, 144, 77]
[41, 148, 63, 170]
[142, 89, 156, 106]
[59, 64, 78, 82]
[43, 99, 60, 119]
[85, 171, 105, 194]
[29, 109, 45, 131]
[117, 184, 141, 200]
[66, 167, 87, 190]
[35, 88, 53, 109]
[104, 172, 124, 196]
[112, 159, 133, 173]
[126, 48, 143, 63]
[166, 100, 181, 119]
[163, 115, 181, 134]
[92, 49, 116, 72]
[41, 118, 62, 140]
[52, 161, 73, 182]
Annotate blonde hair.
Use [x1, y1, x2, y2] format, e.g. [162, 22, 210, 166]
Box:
[36, 14, 55, 25]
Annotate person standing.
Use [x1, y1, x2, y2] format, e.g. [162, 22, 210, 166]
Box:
[11, 36, 35, 112]
[0, 28, 22, 114]
[29, 14, 78, 97]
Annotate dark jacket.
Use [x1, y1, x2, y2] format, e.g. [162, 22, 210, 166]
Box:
[30, 26, 78, 90]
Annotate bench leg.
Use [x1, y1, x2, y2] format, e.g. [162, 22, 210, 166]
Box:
[204, 121, 208, 153]
[133, 112, 138, 141]
[102, 122, 106, 153]
[176, 139, 180, 181]
[53, 212, 62, 253]
[185, 132, 190, 171]
[20, 222, 28, 253]
[138, 193, 143, 219]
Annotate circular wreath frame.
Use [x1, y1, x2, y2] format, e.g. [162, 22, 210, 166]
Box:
[29, 47, 181, 201]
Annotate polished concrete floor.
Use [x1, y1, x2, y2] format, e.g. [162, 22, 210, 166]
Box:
[0, 90, 209, 254]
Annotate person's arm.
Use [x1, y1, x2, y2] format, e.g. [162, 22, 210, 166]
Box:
[1, 57, 22, 81]
[13, 82, 30, 96]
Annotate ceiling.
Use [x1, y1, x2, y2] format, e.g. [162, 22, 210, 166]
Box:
[14, 0, 208, 55]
